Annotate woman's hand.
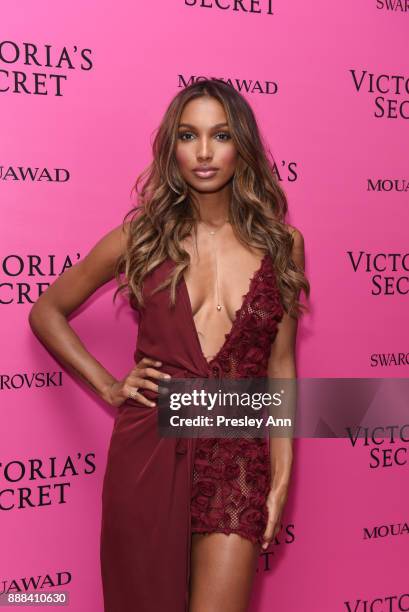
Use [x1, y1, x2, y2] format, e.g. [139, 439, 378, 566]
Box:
[261, 484, 290, 551]
[103, 357, 171, 409]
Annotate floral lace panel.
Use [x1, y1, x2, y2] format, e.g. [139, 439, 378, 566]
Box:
[191, 257, 284, 545]
[191, 437, 271, 545]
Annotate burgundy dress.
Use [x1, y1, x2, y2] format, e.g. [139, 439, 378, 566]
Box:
[100, 252, 284, 612]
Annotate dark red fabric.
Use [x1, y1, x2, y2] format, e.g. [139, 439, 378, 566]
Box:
[100, 254, 284, 612]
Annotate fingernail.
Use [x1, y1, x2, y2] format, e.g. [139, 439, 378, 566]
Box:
[156, 361, 161, 365]
[164, 374, 171, 379]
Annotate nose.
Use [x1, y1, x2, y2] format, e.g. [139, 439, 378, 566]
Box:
[196, 137, 213, 161]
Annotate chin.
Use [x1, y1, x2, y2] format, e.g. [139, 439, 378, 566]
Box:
[192, 182, 226, 193]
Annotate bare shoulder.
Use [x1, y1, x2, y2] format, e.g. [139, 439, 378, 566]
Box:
[94, 220, 131, 255]
[284, 224, 305, 269]
[81, 221, 131, 275]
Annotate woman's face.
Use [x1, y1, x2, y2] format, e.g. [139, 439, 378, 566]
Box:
[174, 96, 238, 194]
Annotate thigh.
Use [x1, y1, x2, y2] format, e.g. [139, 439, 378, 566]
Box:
[189, 532, 260, 612]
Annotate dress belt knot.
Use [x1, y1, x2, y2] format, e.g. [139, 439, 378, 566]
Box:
[210, 362, 222, 381]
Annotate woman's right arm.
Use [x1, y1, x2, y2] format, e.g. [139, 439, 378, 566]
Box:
[28, 223, 165, 408]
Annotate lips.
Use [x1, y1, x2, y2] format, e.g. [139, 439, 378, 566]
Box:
[193, 168, 218, 179]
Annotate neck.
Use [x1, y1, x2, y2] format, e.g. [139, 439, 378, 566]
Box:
[190, 186, 231, 225]
[199, 217, 229, 229]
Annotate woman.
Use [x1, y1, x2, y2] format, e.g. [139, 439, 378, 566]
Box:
[29, 78, 309, 612]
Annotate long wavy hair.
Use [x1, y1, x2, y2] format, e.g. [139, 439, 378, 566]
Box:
[113, 78, 310, 317]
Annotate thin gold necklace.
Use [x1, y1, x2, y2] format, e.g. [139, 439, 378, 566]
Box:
[199, 218, 229, 311]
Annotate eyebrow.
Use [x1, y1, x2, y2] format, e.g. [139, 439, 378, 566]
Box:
[178, 122, 229, 129]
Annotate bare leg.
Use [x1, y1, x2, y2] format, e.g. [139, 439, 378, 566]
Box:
[189, 532, 260, 612]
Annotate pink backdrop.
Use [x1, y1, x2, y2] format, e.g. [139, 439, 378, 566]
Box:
[1, 1, 408, 610]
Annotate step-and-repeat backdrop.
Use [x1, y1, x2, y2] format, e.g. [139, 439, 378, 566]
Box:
[1, 1, 407, 610]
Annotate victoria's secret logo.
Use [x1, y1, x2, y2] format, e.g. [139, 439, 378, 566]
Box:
[184, 0, 276, 15]
[257, 522, 295, 572]
[1, 253, 80, 305]
[0, 453, 96, 510]
[347, 424, 408, 469]
[345, 592, 409, 612]
[347, 251, 409, 295]
[350, 69, 409, 119]
[0, 40, 93, 97]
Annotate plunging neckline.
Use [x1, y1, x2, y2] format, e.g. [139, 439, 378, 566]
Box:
[179, 252, 269, 369]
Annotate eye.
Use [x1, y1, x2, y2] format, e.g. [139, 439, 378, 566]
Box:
[215, 132, 231, 141]
[177, 131, 194, 141]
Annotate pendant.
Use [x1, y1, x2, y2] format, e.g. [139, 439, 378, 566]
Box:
[217, 304, 222, 311]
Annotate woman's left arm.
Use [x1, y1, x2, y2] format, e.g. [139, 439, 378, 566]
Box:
[261, 225, 305, 550]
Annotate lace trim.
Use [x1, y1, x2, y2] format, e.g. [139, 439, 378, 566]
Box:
[191, 527, 262, 546]
[212, 254, 284, 378]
